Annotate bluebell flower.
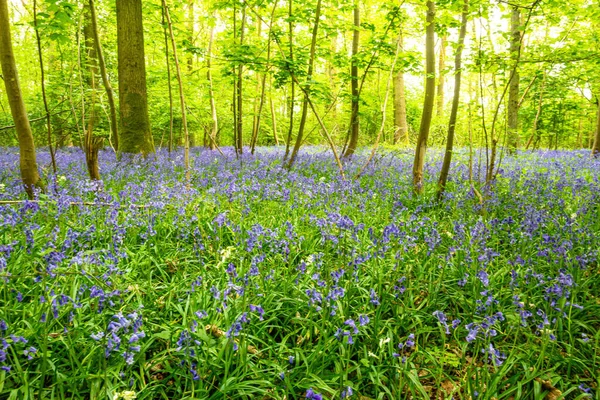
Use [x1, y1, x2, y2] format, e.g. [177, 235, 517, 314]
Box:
[359, 315, 369, 326]
[370, 288, 380, 306]
[341, 386, 353, 398]
[306, 388, 323, 400]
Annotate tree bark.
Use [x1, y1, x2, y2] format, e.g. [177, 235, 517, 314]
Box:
[0, 0, 44, 197]
[116, 0, 155, 156]
[161, 4, 174, 152]
[33, 0, 57, 174]
[393, 34, 408, 145]
[89, 0, 118, 152]
[287, 0, 322, 168]
[235, 6, 246, 155]
[507, 6, 521, 152]
[83, 3, 102, 180]
[436, 0, 468, 200]
[525, 70, 546, 149]
[343, 0, 360, 158]
[283, 0, 294, 161]
[436, 35, 446, 117]
[207, 25, 218, 150]
[412, 0, 436, 194]
[163, 0, 190, 182]
[592, 99, 600, 157]
[187, 0, 194, 73]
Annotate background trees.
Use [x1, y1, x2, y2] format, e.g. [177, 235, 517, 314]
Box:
[0, 0, 43, 197]
[0, 0, 598, 165]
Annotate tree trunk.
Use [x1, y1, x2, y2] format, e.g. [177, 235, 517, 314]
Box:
[525, 70, 546, 149]
[33, 0, 57, 174]
[161, 5, 174, 152]
[270, 86, 279, 145]
[507, 6, 520, 152]
[207, 25, 218, 150]
[283, 0, 294, 161]
[235, 6, 246, 155]
[187, 0, 194, 73]
[343, 0, 360, 158]
[436, 35, 446, 117]
[116, 0, 154, 156]
[592, 99, 600, 157]
[287, 0, 322, 168]
[412, 0, 436, 194]
[83, 3, 102, 180]
[89, 0, 118, 152]
[436, 0, 468, 200]
[163, 0, 190, 182]
[0, 0, 44, 197]
[393, 34, 408, 145]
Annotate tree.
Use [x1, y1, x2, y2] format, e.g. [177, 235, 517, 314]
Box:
[287, 0, 323, 168]
[437, 0, 468, 200]
[0, 0, 44, 197]
[116, 0, 155, 156]
[33, 0, 57, 173]
[507, 6, 521, 151]
[89, 0, 119, 152]
[163, 0, 190, 181]
[436, 35, 446, 117]
[343, 0, 360, 158]
[393, 32, 408, 145]
[412, 0, 436, 194]
[592, 97, 600, 157]
[83, 2, 103, 180]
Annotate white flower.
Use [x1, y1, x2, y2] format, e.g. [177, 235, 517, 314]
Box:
[113, 391, 137, 400]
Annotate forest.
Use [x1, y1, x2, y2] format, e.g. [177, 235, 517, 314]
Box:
[0, 0, 599, 398]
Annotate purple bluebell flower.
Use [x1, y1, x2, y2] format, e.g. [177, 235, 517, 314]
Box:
[306, 388, 323, 400]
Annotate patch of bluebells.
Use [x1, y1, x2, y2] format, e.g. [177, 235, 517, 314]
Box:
[0, 148, 599, 396]
[91, 309, 144, 365]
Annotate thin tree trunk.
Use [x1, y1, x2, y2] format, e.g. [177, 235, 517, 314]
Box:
[270, 89, 279, 145]
[343, 0, 360, 158]
[436, 35, 446, 118]
[356, 35, 402, 177]
[251, 3, 277, 154]
[33, 0, 57, 174]
[287, 0, 322, 168]
[116, 0, 155, 156]
[592, 99, 600, 157]
[283, 0, 294, 161]
[436, 0, 468, 200]
[412, 0, 436, 194]
[187, 0, 194, 73]
[163, 0, 190, 182]
[507, 6, 521, 152]
[235, 6, 246, 155]
[525, 70, 546, 149]
[393, 33, 408, 145]
[161, 5, 174, 152]
[0, 0, 44, 197]
[207, 25, 217, 150]
[89, 0, 118, 152]
[83, 3, 102, 180]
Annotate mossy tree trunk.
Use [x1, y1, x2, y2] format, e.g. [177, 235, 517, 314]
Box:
[116, 0, 155, 156]
[0, 0, 44, 198]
